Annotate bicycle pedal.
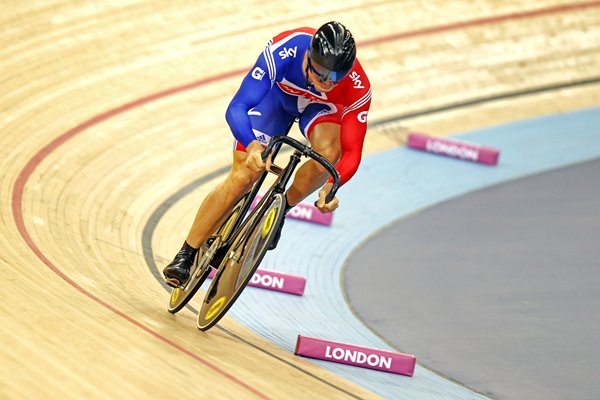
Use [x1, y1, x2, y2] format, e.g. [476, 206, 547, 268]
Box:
[165, 278, 184, 289]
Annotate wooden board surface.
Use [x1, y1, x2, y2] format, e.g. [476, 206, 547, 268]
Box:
[1, 1, 599, 398]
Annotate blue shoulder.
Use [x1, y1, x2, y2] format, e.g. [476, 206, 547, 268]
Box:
[262, 29, 312, 83]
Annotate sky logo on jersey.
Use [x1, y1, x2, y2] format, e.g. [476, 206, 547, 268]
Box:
[349, 71, 365, 89]
[278, 46, 297, 59]
[252, 67, 266, 80]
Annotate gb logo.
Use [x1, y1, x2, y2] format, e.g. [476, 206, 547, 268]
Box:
[357, 111, 368, 123]
[252, 67, 266, 80]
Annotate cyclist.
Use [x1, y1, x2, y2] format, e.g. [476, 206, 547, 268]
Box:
[164, 21, 372, 288]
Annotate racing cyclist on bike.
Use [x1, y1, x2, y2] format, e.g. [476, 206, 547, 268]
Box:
[164, 21, 372, 288]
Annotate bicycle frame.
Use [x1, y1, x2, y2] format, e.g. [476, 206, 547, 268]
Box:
[227, 135, 340, 254]
[170, 134, 341, 321]
[169, 136, 340, 316]
[195, 135, 341, 330]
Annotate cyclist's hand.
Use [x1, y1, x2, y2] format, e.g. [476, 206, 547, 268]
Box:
[245, 140, 266, 172]
[316, 182, 339, 213]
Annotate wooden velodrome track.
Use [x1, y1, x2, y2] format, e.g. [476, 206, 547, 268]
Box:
[1, 1, 599, 399]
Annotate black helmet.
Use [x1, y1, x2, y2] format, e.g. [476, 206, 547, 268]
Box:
[308, 21, 356, 82]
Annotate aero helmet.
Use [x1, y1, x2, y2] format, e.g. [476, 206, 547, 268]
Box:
[308, 21, 356, 82]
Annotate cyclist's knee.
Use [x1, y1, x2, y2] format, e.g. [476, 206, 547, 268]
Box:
[227, 168, 256, 190]
[317, 145, 341, 164]
[310, 123, 341, 163]
[224, 152, 259, 193]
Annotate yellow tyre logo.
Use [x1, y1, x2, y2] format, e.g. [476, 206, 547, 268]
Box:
[221, 210, 239, 238]
[170, 289, 180, 305]
[205, 296, 227, 320]
[261, 208, 277, 238]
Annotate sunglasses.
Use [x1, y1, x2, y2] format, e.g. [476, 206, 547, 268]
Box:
[307, 55, 348, 83]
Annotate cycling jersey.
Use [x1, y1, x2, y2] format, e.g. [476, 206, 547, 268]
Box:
[225, 27, 372, 186]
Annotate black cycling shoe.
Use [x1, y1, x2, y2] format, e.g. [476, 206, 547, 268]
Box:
[163, 250, 195, 288]
[267, 215, 286, 251]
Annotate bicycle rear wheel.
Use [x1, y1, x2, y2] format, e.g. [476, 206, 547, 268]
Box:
[196, 192, 285, 331]
[167, 195, 247, 314]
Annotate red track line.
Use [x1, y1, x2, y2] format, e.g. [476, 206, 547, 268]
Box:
[10, 202, 270, 400]
[11, 69, 271, 400]
[11, 2, 599, 397]
[361, 1, 600, 46]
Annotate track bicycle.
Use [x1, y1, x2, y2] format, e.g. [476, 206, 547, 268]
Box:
[167, 136, 340, 331]
[167, 141, 282, 314]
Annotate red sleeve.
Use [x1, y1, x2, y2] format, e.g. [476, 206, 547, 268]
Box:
[331, 88, 372, 186]
[329, 59, 372, 186]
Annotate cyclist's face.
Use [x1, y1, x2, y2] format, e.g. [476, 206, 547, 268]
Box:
[303, 52, 338, 92]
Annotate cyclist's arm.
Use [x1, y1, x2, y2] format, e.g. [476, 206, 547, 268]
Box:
[332, 95, 372, 186]
[225, 55, 273, 148]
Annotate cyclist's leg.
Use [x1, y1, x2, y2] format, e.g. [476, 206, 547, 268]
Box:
[163, 151, 259, 286]
[164, 91, 294, 283]
[286, 103, 342, 207]
[185, 151, 260, 248]
[266, 104, 341, 251]
[186, 92, 294, 248]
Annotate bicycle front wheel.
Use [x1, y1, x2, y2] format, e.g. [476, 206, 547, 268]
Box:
[196, 192, 286, 331]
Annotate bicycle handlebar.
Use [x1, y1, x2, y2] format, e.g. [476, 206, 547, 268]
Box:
[261, 136, 341, 204]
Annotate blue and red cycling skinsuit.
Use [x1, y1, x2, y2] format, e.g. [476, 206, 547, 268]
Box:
[225, 27, 372, 186]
